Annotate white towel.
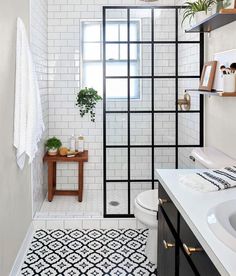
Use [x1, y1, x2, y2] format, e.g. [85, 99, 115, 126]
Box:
[180, 166, 236, 192]
[14, 18, 45, 170]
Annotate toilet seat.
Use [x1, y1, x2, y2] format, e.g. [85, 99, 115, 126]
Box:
[136, 189, 158, 213]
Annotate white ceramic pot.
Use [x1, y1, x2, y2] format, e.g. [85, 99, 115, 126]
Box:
[223, 74, 236, 93]
[48, 147, 58, 156]
[195, 11, 208, 24]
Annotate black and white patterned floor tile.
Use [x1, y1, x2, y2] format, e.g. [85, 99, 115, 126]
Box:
[21, 229, 157, 276]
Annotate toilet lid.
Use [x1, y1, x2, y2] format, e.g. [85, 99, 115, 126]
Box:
[136, 189, 158, 212]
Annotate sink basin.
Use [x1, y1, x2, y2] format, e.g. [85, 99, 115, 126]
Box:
[207, 200, 236, 252]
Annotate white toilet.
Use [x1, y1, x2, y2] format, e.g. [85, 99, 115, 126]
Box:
[191, 147, 236, 169]
[134, 189, 158, 265]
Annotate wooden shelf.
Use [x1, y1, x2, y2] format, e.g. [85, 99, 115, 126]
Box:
[185, 89, 236, 97]
[185, 9, 236, 33]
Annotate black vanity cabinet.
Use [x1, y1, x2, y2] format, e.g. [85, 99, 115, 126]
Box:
[158, 184, 220, 276]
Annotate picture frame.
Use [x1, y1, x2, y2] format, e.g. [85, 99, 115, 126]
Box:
[223, 0, 236, 9]
[199, 61, 217, 91]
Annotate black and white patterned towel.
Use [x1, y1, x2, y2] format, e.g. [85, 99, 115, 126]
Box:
[180, 166, 236, 192]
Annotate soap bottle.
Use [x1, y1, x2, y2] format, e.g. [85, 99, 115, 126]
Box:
[78, 135, 84, 152]
[70, 134, 76, 151]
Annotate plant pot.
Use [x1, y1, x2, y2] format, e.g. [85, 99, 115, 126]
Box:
[195, 11, 208, 24]
[48, 148, 58, 156]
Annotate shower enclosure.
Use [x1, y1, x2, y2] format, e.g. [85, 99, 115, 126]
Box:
[103, 6, 204, 217]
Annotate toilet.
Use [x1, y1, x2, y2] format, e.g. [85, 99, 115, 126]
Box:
[191, 147, 236, 169]
[134, 189, 158, 265]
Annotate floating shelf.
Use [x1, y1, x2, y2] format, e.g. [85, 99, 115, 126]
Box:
[185, 89, 236, 97]
[185, 9, 236, 33]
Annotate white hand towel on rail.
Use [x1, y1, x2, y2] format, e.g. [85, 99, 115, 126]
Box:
[14, 18, 45, 170]
[180, 166, 236, 192]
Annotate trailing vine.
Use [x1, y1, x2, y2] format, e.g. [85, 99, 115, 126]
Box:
[76, 87, 102, 122]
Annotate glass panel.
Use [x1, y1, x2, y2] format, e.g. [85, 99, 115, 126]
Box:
[105, 9, 128, 41]
[131, 44, 151, 77]
[83, 22, 101, 42]
[178, 44, 200, 76]
[106, 23, 119, 41]
[130, 114, 152, 145]
[106, 113, 128, 146]
[154, 9, 175, 41]
[107, 182, 128, 215]
[120, 44, 127, 60]
[178, 79, 200, 111]
[106, 44, 119, 60]
[106, 148, 128, 180]
[130, 182, 152, 214]
[154, 114, 176, 145]
[178, 8, 200, 41]
[130, 79, 151, 111]
[130, 78, 140, 99]
[178, 147, 196, 169]
[178, 113, 200, 145]
[83, 62, 102, 93]
[83, 43, 101, 60]
[155, 148, 176, 169]
[106, 62, 128, 77]
[130, 9, 151, 41]
[106, 79, 128, 111]
[154, 79, 175, 111]
[131, 148, 152, 180]
[154, 44, 175, 76]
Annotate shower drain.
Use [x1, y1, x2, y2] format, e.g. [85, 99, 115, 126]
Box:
[109, 201, 120, 207]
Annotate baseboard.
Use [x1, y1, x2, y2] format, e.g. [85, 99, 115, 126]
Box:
[9, 223, 34, 276]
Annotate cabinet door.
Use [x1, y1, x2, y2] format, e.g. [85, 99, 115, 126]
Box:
[179, 249, 199, 276]
[158, 207, 177, 276]
[180, 216, 220, 276]
[159, 184, 178, 231]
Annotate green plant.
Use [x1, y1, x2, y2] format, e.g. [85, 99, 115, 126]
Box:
[45, 137, 62, 150]
[76, 87, 102, 122]
[182, 0, 216, 25]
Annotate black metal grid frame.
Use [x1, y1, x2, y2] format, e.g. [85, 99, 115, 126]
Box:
[103, 6, 204, 218]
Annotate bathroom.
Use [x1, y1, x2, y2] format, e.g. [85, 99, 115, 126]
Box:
[1, 0, 236, 275]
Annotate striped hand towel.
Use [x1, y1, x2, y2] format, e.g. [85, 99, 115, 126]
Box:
[180, 166, 236, 192]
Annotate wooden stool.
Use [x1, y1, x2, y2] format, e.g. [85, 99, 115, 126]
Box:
[43, 150, 88, 202]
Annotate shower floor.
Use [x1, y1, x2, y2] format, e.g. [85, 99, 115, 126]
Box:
[35, 189, 146, 219]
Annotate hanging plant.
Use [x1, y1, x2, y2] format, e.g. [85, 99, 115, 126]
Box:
[76, 87, 102, 122]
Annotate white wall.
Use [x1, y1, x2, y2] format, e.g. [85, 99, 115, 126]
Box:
[30, 0, 48, 216]
[0, 1, 32, 275]
[205, 21, 236, 158]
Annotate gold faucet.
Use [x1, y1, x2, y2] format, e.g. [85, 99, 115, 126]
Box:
[178, 93, 191, 111]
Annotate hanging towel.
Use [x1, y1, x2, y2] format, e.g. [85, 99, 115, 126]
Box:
[180, 166, 236, 192]
[14, 18, 45, 170]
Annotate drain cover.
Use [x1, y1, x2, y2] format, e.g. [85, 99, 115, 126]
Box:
[109, 201, 120, 206]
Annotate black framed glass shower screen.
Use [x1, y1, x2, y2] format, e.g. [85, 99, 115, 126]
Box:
[103, 6, 204, 218]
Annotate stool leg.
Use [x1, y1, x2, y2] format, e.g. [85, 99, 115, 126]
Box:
[78, 162, 84, 202]
[53, 162, 57, 193]
[48, 162, 54, 202]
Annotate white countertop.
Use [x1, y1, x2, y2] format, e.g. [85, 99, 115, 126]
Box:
[156, 169, 236, 276]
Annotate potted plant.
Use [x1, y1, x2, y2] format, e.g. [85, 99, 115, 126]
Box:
[75, 87, 102, 122]
[45, 137, 62, 156]
[182, 0, 216, 26]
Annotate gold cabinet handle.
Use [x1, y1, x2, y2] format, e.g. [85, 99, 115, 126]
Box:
[163, 240, 175, 249]
[159, 198, 168, 205]
[183, 243, 203, 256]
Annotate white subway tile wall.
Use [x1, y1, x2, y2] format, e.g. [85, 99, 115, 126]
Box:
[47, 0, 178, 195]
[31, 0, 48, 215]
[32, 0, 201, 217]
